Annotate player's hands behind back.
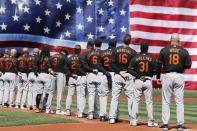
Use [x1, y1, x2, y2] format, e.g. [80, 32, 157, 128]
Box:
[157, 79, 162, 85]
[93, 69, 98, 75]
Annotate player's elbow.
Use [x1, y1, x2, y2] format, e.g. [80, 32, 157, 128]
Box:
[185, 64, 192, 69]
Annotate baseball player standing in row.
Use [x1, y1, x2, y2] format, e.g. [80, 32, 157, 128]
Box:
[0, 49, 10, 106]
[49, 48, 69, 114]
[83, 38, 108, 120]
[75, 41, 95, 118]
[157, 33, 192, 131]
[109, 34, 136, 124]
[15, 48, 29, 109]
[27, 48, 40, 110]
[128, 42, 158, 127]
[66, 44, 88, 117]
[3, 49, 18, 107]
[0, 51, 6, 106]
[35, 46, 51, 113]
[99, 39, 117, 121]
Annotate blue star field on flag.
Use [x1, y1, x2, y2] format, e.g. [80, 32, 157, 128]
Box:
[0, 0, 130, 42]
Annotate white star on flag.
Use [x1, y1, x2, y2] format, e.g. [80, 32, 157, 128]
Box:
[76, 6, 82, 14]
[66, 0, 71, 3]
[12, 14, 19, 21]
[109, 34, 116, 39]
[86, 16, 93, 23]
[23, 24, 30, 31]
[56, 20, 62, 27]
[43, 27, 50, 34]
[108, 0, 114, 6]
[36, 16, 42, 23]
[77, 24, 84, 30]
[65, 13, 71, 20]
[98, 25, 104, 32]
[0, 6, 6, 14]
[86, 0, 93, 6]
[56, 2, 62, 10]
[120, 9, 126, 16]
[64, 30, 71, 37]
[10, 0, 17, 4]
[0, 23, 7, 30]
[45, 9, 51, 16]
[120, 26, 127, 32]
[87, 32, 94, 39]
[34, 0, 41, 5]
[23, 6, 30, 13]
[98, 8, 104, 16]
[108, 18, 114, 24]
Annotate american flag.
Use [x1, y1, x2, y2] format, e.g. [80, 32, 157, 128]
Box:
[0, 0, 196, 89]
[0, 0, 129, 52]
[130, 0, 196, 89]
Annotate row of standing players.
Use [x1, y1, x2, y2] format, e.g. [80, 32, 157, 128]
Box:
[0, 33, 192, 131]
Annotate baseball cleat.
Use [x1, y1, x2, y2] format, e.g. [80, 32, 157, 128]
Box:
[20, 106, 26, 110]
[177, 124, 184, 131]
[88, 113, 94, 120]
[65, 110, 71, 116]
[77, 113, 87, 118]
[77, 113, 83, 118]
[29, 107, 33, 110]
[56, 110, 66, 115]
[148, 120, 158, 127]
[100, 116, 109, 122]
[3, 103, 9, 108]
[160, 124, 168, 131]
[109, 118, 116, 124]
[15, 105, 19, 109]
[45, 109, 51, 114]
[9, 105, 14, 108]
[35, 108, 40, 113]
[130, 119, 138, 126]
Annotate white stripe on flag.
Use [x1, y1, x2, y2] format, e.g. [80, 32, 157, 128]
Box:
[130, 18, 197, 29]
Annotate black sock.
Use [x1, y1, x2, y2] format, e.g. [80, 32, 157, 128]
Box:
[36, 94, 42, 108]
[42, 93, 49, 111]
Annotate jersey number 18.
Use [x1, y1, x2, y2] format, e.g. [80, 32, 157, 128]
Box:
[169, 54, 179, 65]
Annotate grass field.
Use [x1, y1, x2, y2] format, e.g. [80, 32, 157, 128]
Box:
[58, 89, 197, 124]
[0, 109, 79, 127]
[0, 90, 196, 127]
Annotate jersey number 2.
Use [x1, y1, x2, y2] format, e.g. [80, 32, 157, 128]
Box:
[104, 57, 109, 67]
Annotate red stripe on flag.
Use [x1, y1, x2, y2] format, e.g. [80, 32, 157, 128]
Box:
[131, 24, 197, 37]
[130, 0, 197, 9]
[130, 12, 197, 22]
